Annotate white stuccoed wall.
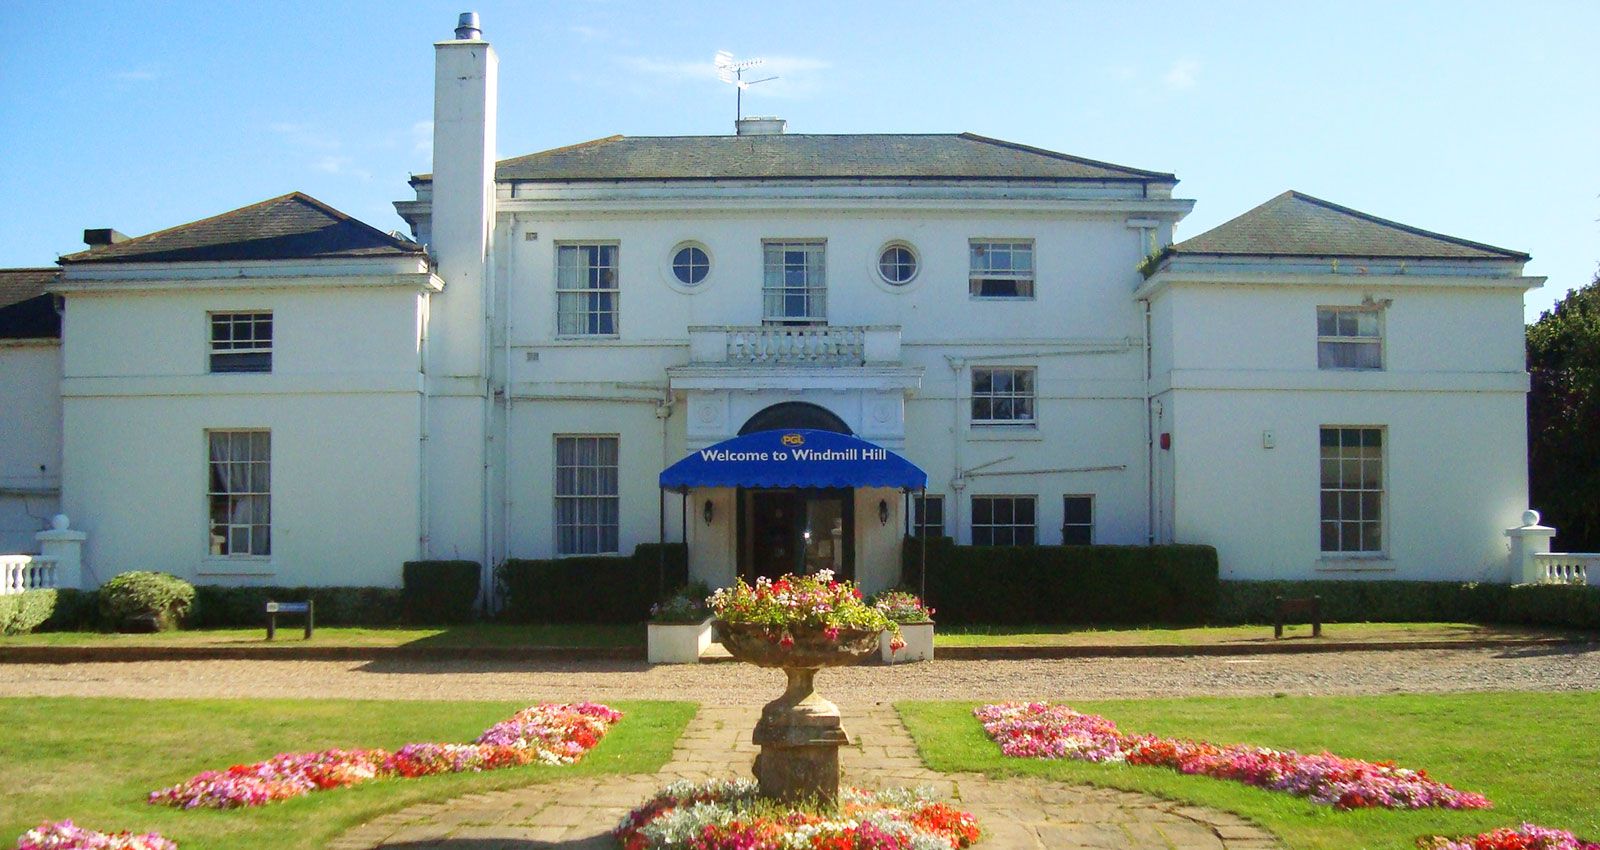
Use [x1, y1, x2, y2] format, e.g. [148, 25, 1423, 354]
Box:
[0, 340, 61, 552]
[57, 264, 435, 587]
[1143, 272, 1537, 580]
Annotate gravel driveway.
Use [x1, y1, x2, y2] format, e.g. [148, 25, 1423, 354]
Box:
[2, 645, 1596, 704]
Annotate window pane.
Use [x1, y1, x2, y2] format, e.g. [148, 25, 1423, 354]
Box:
[972, 498, 992, 524]
[993, 498, 1013, 524]
[1062, 525, 1091, 545]
[1014, 498, 1035, 524]
[1063, 496, 1092, 524]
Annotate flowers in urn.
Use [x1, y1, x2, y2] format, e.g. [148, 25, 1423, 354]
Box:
[708, 570, 904, 651]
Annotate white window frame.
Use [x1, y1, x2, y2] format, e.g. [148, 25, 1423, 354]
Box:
[209, 311, 272, 373]
[207, 429, 271, 558]
[970, 495, 1037, 546]
[556, 242, 620, 337]
[1319, 426, 1385, 556]
[970, 366, 1036, 425]
[554, 435, 620, 556]
[969, 239, 1035, 299]
[1062, 494, 1094, 545]
[762, 240, 827, 325]
[1317, 306, 1383, 370]
[912, 494, 945, 538]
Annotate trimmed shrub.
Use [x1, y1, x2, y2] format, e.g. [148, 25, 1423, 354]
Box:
[904, 536, 1219, 625]
[402, 560, 481, 624]
[1211, 580, 1509, 625]
[0, 589, 58, 635]
[498, 543, 688, 623]
[98, 571, 196, 631]
[189, 585, 405, 628]
[1501, 582, 1600, 630]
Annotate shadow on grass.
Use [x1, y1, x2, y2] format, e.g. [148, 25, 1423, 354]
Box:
[355, 655, 653, 674]
[380, 838, 611, 849]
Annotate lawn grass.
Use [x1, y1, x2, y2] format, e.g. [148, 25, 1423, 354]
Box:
[0, 697, 693, 850]
[1, 622, 644, 649]
[933, 621, 1583, 647]
[899, 692, 1600, 849]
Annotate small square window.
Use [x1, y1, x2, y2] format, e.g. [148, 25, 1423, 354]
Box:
[210, 312, 272, 373]
[971, 367, 1035, 425]
[969, 240, 1035, 298]
[971, 495, 1036, 546]
[1317, 307, 1382, 370]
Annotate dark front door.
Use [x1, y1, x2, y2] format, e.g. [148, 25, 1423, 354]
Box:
[749, 491, 802, 580]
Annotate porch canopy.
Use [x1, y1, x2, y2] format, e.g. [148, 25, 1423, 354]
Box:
[660, 429, 926, 492]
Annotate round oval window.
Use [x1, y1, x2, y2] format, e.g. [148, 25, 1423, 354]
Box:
[672, 245, 710, 285]
[878, 244, 918, 285]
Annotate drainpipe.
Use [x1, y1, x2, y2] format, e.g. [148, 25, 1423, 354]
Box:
[1143, 298, 1155, 545]
[419, 290, 432, 558]
[501, 214, 517, 607]
[945, 355, 966, 543]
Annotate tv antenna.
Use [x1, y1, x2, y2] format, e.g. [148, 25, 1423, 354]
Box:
[715, 51, 777, 121]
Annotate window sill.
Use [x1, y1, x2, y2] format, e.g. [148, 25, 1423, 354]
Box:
[1315, 556, 1393, 573]
[968, 424, 1041, 441]
[968, 296, 1036, 302]
[199, 559, 276, 577]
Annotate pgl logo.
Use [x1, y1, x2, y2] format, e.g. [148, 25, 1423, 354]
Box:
[781, 433, 806, 446]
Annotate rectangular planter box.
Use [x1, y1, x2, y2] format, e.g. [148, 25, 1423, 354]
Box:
[881, 622, 934, 663]
[648, 617, 713, 664]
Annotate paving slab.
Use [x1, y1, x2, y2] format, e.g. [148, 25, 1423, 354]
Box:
[335, 703, 1282, 849]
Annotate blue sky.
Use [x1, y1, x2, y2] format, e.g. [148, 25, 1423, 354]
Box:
[2, 1, 1594, 320]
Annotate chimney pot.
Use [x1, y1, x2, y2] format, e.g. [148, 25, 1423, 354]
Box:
[735, 116, 786, 136]
[454, 11, 481, 40]
[83, 228, 128, 247]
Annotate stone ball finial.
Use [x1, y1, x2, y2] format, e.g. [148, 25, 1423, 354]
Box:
[1522, 509, 1541, 527]
[51, 514, 70, 531]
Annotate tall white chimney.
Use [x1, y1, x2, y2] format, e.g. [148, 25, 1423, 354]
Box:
[425, 12, 497, 565]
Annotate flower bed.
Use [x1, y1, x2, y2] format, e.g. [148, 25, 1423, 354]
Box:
[613, 779, 980, 850]
[16, 820, 176, 850]
[710, 570, 902, 651]
[974, 702, 1490, 810]
[1419, 824, 1600, 850]
[148, 702, 621, 809]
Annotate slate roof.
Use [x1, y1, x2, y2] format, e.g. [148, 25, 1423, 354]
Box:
[1171, 191, 1528, 261]
[60, 192, 427, 265]
[0, 268, 61, 339]
[412, 133, 1176, 184]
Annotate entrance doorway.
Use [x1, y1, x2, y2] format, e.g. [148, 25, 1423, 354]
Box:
[740, 488, 854, 581]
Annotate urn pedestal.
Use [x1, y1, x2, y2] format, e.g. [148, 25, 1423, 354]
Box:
[715, 620, 880, 805]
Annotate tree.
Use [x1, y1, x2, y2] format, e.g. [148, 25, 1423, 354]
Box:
[1527, 270, 1600, 551]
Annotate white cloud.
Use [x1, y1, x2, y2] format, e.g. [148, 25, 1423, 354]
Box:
[617, 53, 830, 99]
[569, 24, 607, 42]
[1163, 59, 1200, 91]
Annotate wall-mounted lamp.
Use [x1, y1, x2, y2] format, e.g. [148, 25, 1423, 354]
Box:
[703, 500, 715, 525]
[878, 499, 890, 526]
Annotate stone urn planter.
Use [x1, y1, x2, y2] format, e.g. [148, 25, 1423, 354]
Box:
[881, 621, 933, 663]
[647, 617, 713, 664]
[714, 619, 881, 804]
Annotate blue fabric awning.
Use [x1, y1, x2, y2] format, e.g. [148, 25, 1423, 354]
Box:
[660, 429, 927, 491]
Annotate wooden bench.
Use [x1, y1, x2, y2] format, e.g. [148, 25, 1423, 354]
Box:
[1273, 595, 1321, 639]
[265, 600, 314, 640]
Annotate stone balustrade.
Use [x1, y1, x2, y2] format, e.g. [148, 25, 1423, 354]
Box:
[1, 554, 59, 595]
[688, 325, 901, 366]
[1533, 552, 1598, 585]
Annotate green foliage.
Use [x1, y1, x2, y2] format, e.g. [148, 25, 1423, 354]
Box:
[904, 536, 1218, 625]
[1216, 580, 1600, 631]
[0, 589, 58, 635]
[97, 571, 196, 631]
[188, 586, 405, 628]
[1527, 272, 1600, 551]
[498, 543, 688, 623]
[650, 580, 711, 624]
[401, 560, 481, 624]
[36, 588, 98, 631]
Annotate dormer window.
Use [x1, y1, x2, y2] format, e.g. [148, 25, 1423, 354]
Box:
[1317, 307, 1382, 370]
[210, 312, 272, 373]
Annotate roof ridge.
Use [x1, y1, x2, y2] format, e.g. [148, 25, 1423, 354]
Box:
[957, 132, 1176, 180]
[1281, 190, 1528, 260]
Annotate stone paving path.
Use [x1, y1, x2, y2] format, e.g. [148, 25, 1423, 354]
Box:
[333, 704, 1281, 850]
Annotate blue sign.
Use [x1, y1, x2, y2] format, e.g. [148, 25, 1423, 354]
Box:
[659, 429, 927, 491]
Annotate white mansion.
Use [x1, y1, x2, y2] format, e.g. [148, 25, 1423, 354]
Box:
[0, 15, 1544, 595]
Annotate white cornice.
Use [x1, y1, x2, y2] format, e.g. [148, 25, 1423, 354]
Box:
[52, 271, 444, 295]
[1135, 271, 1544, 300]
[666, 365, 925, 392]
[396, 195, 1195, 220]
[1152, 368, 1529, 395]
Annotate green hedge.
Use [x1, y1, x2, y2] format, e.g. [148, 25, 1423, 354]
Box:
[1206, 580, 1600, 631]
[188, 585, 405, 628]
[497, 543, 688, 623]
[402, 560, 481, 624]
[903, 536, 1219, 625]
[98, 571, 195, 631]
[0, 589, 58, 635]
